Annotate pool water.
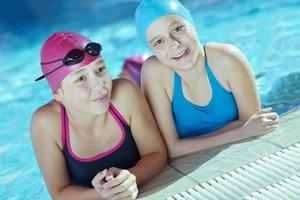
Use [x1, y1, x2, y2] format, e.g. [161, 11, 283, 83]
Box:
[0, 0, 299, 199]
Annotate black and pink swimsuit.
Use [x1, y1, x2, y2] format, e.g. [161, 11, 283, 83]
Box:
[60, 103, 140, 187]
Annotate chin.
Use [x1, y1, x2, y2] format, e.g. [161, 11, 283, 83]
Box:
[171, 56, 195, 71]
[93, 107, 109, 115]
[91, 101, 110, 114]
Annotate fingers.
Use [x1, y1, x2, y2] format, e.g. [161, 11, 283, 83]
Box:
[264, 125, 279, 134]
[111, 183, 138, 199]
[263, 111, 279, 132]
[105, 175, 114, 182]
[257, 108, 280, 125]
[257, 107, 272, 114]
[262, 112, 280, 126]
[92, 169, 138, 200]
[266, 118, 280, 126]
[91, 169, 108, 188]
[108, 173, 136, 195]
[132, 188, 139, 199]
[103, 169, 130, 189]
[264, 112, 279, 120]
[107, 167, 121, 177]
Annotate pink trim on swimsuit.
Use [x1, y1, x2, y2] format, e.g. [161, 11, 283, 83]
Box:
[109, 103, 129, 126]
[64, 105, 126, 162]
[60, 104, 66, 149]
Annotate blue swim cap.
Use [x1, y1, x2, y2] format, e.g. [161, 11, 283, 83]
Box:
[135, 0, 194, 47]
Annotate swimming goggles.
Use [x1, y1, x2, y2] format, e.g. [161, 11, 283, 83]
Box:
[35, 42, 102, 81]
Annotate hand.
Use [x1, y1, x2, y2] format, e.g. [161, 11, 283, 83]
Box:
[91, 168, 138, 200]
[91, 169, 110, 199]
[241, 107, 279, 138]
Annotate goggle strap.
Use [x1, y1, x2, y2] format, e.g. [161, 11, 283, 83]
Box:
[35, 64, 64, 81]
[41, 58, 64, 65]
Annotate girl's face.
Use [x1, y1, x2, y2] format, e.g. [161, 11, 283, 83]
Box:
[147, 15, 201, 71]
[58, 57, 112, 115]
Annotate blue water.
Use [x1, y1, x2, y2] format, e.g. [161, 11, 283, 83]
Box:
[0, 0, 299, 199]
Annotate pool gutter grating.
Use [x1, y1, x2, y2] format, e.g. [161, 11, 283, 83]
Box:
[166, 142, 300, 200]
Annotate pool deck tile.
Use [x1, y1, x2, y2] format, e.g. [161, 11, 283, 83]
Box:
[138, 107, 300, 199]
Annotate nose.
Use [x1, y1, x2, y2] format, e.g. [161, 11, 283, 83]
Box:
[169, 35, 181, 48]
[90, 74, 106, 91]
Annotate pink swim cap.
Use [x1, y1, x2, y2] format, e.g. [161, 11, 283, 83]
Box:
[40, 32, 98, 93]
[122, 54, 147, 87]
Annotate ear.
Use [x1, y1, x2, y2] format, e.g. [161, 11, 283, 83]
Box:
[54, 87, 64, 102]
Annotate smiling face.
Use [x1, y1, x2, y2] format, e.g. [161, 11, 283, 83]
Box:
[147, 15, 201, 71]
[56, 57, 112, 115]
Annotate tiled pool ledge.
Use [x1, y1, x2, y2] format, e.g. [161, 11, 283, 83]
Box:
[138, 107, 300, 200]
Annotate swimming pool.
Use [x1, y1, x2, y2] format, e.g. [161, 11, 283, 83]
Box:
[0, 0, 299, 199]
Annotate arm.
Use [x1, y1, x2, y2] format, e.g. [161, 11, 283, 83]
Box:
[193, 43, 260, 135]
[141, 51, 278, 159]
[204, 43, 276, 134]
[30, 107, 103, 200]
[114, 79, 168, 186]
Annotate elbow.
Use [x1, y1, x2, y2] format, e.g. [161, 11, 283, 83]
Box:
[51, 186, 69, 200]
[168, 150, 181, 160]
[168, 151, 177, 160]
[157, 148, 168, 168]
[143, 149, 168, 171]
[155, 140, 169, 167]
[52, 192, 63, 200]
[51, 194, 60, 200]
[166, 143, 182, 160]
[48, 189, 60, 200]
[160, 155, 168, 170]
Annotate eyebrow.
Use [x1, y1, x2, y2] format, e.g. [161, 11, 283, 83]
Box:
[70, 59, 105, 77]
[149, 36, 160, 44]
[94, 59, 104, 66]
[169, 20, 181, 28]
[149, 20, 182, 44]
[70, 68, 86, 77]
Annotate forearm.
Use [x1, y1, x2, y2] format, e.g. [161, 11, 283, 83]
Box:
[54, 185, 103, 200]
[128, 152, 167, 186]
[169, 123, 247, 159]
[200, 119, 245, 136]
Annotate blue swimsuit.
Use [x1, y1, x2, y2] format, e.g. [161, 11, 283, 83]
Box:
[172, 47, 238, 138]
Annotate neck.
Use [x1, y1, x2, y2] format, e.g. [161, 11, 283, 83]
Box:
[64, 105, 108, 135]
[176, 47, 206, 87]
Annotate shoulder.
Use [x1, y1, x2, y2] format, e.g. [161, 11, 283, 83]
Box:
[205, 42, 244, 57]
[205, 42, 252, 78]
[30, 100, 62, 147]
[112, 78, 148, 106]
[205, 42, 250, 69]
[31, 101, 60, 127]
[142, 56, 163, 71]
[110, 79, 143, 122]
[141, 56, 174, 98]
[112, 78, 140, 98]
[141, 56, 173, 83]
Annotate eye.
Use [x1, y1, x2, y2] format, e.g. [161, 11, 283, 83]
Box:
[174, 25, 184, 33]
[76, 75, 87, 82]
[96, 66, 106, 74]
[154, 39, 163, 47]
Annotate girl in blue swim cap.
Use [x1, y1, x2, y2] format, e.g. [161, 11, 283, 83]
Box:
[135, 0, 279, 158]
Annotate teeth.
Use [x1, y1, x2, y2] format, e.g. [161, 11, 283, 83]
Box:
[173, 49, 188, 59]
[174, 52, 184, 58]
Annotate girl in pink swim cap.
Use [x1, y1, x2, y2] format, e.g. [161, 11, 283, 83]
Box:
[30, 32, 166, 200]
